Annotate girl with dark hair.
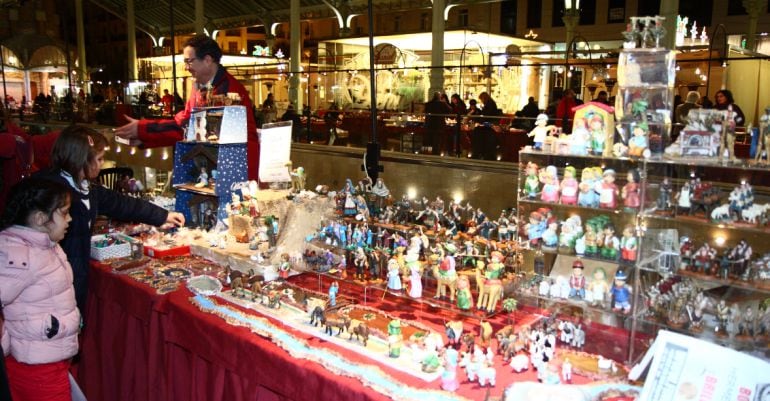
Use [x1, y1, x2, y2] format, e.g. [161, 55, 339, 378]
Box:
[1, 177, 78, 401]
[37, 125, 185, 313]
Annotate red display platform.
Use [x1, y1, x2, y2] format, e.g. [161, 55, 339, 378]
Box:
[77, 261, 635, 401]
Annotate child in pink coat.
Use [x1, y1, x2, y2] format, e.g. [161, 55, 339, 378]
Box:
[1, 177, 79, 401]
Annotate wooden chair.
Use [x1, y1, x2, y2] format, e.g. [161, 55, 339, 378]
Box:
[98, 167, 133, 192]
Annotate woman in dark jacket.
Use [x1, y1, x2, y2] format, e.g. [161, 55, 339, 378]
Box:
[37, 125, 184, 313]
[714, 89, 746, 127]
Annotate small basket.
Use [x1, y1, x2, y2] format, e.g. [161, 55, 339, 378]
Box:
[90, 234, 142, 261]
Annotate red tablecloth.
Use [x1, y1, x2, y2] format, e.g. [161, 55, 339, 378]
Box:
[78, 263, 166, 401]
[77, 264, 392, 401]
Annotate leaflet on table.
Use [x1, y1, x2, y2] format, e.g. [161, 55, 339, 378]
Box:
[630, 330, 770, 401]
[258, 121, 292, 183]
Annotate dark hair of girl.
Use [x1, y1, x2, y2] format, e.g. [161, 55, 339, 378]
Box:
[51, 124, 108, 181]
[1, 177, 71, 231]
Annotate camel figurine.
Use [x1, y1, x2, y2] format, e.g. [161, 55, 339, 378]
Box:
[476, 251, 505, 313]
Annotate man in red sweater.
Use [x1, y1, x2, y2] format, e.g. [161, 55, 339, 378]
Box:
[115, 34, 259, 181]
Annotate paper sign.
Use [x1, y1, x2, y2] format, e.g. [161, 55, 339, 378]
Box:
[258, 121, 292, 183]
[630, 330, 770, 401]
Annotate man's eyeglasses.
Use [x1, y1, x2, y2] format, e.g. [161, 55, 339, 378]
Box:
[183, 57, 199, 66]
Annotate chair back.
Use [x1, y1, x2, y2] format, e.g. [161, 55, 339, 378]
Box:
[98, 167, 133, 192]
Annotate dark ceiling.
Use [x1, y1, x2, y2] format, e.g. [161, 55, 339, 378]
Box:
[87, 0, 438, 38]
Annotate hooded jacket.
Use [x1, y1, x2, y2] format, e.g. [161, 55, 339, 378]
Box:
[1, 226, 80, 364]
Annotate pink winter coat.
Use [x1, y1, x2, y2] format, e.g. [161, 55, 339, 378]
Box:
[0, 226, 80, 364]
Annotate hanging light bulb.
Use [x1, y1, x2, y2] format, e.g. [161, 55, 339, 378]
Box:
[695, 67, 701, 75]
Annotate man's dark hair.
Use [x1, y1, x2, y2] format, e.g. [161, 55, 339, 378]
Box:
[184, 34, 222, 63]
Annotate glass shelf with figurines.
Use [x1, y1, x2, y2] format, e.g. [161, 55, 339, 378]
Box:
[633, 273, 770, 358]
[629, 156, 770, 362]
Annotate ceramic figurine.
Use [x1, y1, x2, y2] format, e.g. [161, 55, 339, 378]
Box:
[441, 347, 460, 391]
[540, 165, 560, 203]
[528, 113, 557, 150]
[407, 252, 423, 298]
[676, 182, 692, 215]
[195, 166, 209, 188]
[628, 122, 649, 157]
[434, 243, 458, 301]
[728, 239, 752, 279]
[657, 177, 673, 211]
[560, 166, 579, 205]
[278, 253, 291, 280]
[600, 223, 620, 260]
[568, 260, 586, 299]
[586, 267, 610, 307]
[541, 218, 559, 250]
[693, 243, 716, 274]
[589, 114, 607, 155]
[582, 225, 597, 257]
[737, 306, 755, 338]
[558, 215, 583, 252]
[496, 211, 511, 242]
[456, 275, 473, 310]
[525, 211, 547, 246]
[524, 162, 540, 199]
[577, 167, 601, 208]
[597, 168, 619, 209]
[328, 281, 339, 307]
[719, 104, 738, 162]
[290, 166, 306, 193]
[353, 246, 368, 280]
[476, 251, 505, 313]
[619, 226, 638, 264]
[609, 270, 632, 314]
[715, 300, 731, 336]
[386, 256, 402, 292]
[388, 319, 403, 357]
[569, 117, 590, 155]
[622, 168, 642, 211]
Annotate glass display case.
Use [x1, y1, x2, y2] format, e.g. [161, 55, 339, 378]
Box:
[517, 149, 770, 364]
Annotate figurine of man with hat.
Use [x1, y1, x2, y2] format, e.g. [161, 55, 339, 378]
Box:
[609, 270, 632, 314]
[568, 259, 586, 299]
[528, 113, 557, 150]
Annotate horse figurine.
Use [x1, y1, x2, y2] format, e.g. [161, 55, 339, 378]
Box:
[324, 314, 350, 336]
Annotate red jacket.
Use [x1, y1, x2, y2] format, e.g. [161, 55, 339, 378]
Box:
[555, 97, 577, 128]
[137, 65, 259, 181]
[0, 124, 59, 211]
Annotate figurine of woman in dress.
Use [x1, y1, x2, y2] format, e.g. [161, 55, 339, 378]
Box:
[407, 252, 423, 298]
[622, 168, 642, 211]
[195, 166, 209, 188]
[578, 167, 601, 208]
[597, 168, 619, 209]
[570, 117, 591, 155]
[386, 256, 402, 292]
[540, 165, 560, 203]
[560, 166, 579, 205]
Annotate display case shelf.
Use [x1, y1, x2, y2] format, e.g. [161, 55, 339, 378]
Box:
[517, 146, 770, 364]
